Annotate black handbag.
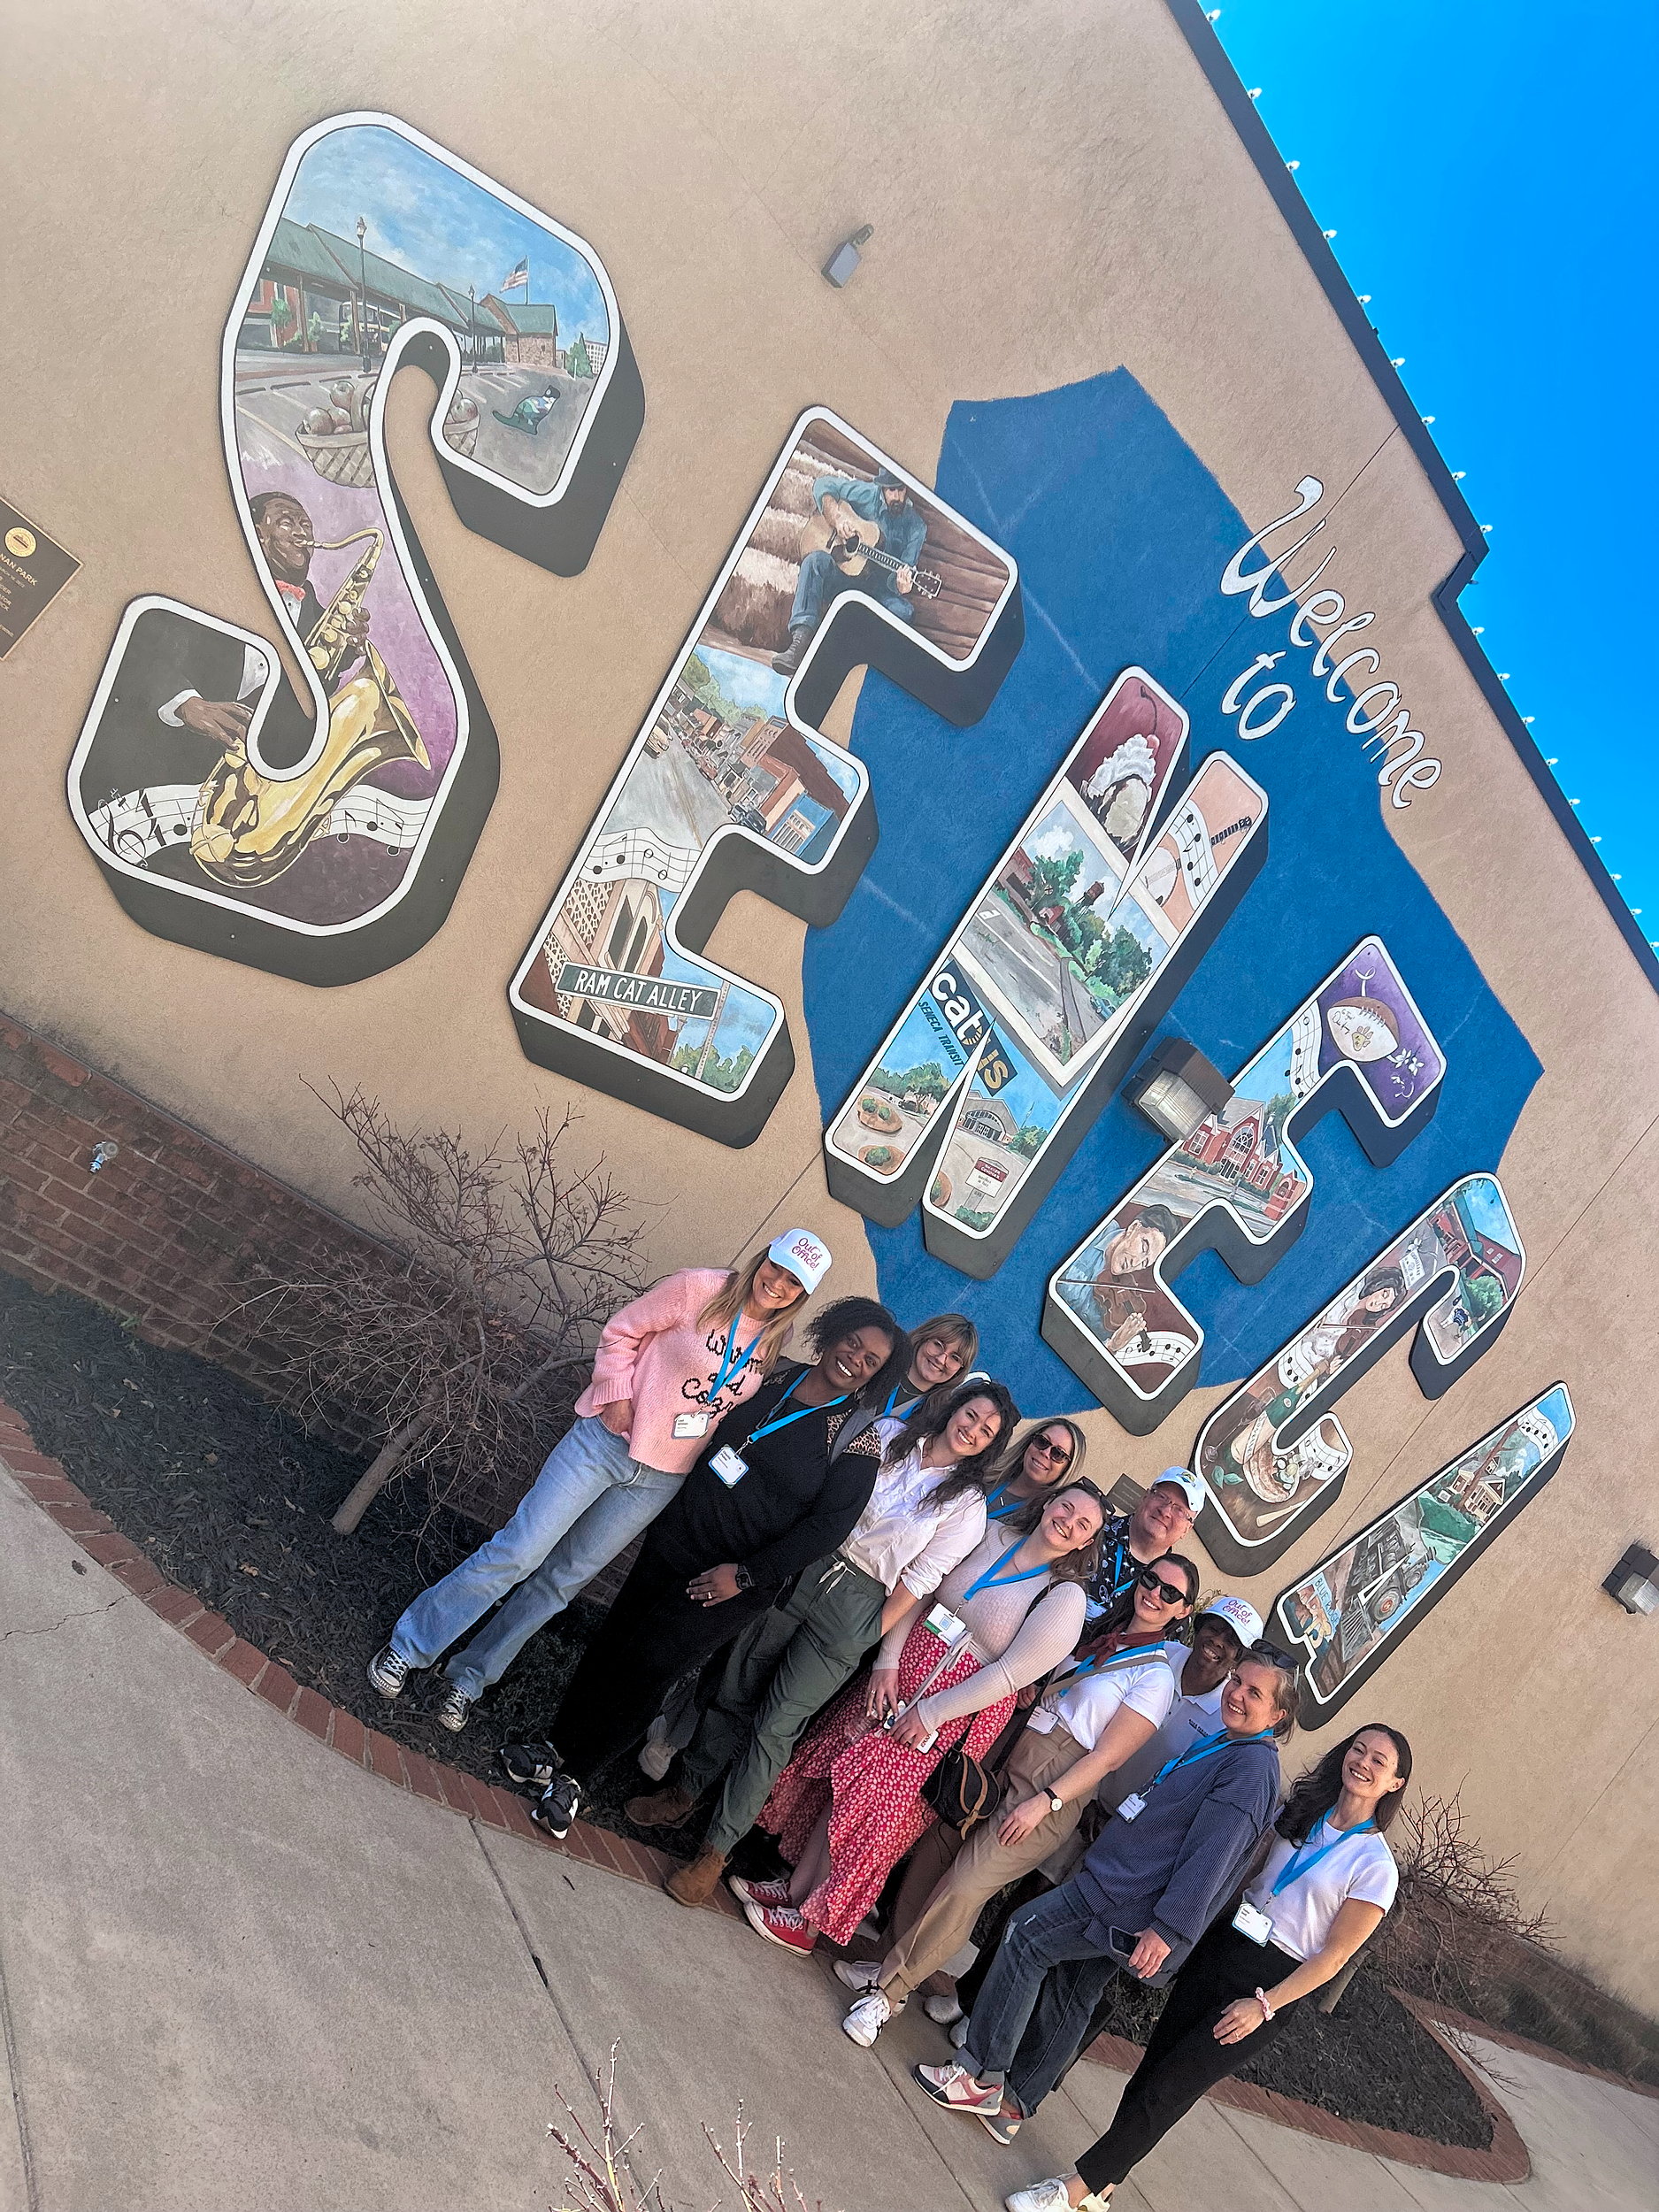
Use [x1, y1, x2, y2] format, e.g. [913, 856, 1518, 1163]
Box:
[922, 1742, 1000, 1834]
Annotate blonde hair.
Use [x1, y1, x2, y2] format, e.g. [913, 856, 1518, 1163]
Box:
[995, 1416, 1088, 1488]
[696, 1248, 807, 1371]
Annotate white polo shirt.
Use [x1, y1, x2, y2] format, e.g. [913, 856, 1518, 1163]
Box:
[1097, 1653, 1226, 1809]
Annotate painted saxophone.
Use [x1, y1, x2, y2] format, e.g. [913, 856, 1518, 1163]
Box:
[190, 528, 431, 886]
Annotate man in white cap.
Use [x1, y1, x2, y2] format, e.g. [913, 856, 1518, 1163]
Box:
[1083, 1467, 1207, 1625]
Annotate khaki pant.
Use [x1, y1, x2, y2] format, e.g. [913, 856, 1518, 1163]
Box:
[878, 1722, 1087, 2003]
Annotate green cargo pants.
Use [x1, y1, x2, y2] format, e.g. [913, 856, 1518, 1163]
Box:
[679, 1551, 887, 1855]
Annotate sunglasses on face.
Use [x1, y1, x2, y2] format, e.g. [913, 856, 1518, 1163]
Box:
[1028, 1434, 1072, 1462]
[1137, 1565, 1188, 1606]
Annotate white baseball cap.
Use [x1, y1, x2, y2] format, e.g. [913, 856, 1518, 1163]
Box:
[1151, 1467, 1205, 1515]
[1198, 1593, 1263, 1647]
[768, 1228, 833, 1296]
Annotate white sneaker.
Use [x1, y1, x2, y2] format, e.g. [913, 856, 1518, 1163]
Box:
[1004, 2184, 1110, 2212]
[923, 1990, 964, 2025]
[833, 1958, 881, 1992]
[637, 1715, 674, 1780]
[842, 1989, 894, 2047]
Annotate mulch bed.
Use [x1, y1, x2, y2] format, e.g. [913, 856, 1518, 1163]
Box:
[0, 1265, 1525, 2152]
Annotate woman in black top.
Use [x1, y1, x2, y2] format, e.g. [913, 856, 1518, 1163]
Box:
[500, 1295, 904, 1838]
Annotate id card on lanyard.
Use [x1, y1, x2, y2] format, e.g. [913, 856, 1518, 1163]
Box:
[709, 1373, 849, 1486]
[1118, 1724, 1272, 1821]
[675, 1325, 764, 1440]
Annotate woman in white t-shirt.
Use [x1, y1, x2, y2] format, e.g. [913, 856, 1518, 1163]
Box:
[1007, 1723, 1411, 2212]
[838, 1554, 1201, 2047]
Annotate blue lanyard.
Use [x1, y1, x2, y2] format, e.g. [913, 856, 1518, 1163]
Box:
[1057, 1640, 1167, 1687]
[743, 1374, 850, 1444]
[1148, 1724, 1273, 1791]
[985, 1480, 1020, 1519]
[708, 1325, 764, 1404]
[1271, 1815, 1376, 1896]
[963, 1540, 1051, 1604]
[882, 1383, 918, 1417]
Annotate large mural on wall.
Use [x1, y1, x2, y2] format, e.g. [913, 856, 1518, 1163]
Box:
[1273, 1385, 1573, 1725]
[508, 411, 1021, 1145]
[1042, 939, 1445, 1432]
[66, 114, 643, 987]
[799, 371, 1544, 1413]
[1191, 1173, 1526, 1574]
[824, 669, 1268, 1277]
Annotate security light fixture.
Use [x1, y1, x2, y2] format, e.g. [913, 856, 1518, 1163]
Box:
[1604, 1544, 1659, 1617]
[823, 226, 874, 288]
[1128, 1037, 1233, 1144]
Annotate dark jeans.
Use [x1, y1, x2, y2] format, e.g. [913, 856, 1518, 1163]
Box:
[547, 1549, 771, 1785]
[788, 548, 914, 635]
[960, 1882, 1125, 2108]
[1076, 1920, 1302, 2191]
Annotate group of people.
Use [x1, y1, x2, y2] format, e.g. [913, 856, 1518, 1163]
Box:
[366, 1227, 1413, 2206]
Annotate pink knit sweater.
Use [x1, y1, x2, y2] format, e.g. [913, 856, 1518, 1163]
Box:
[573, 1267, 774, 1474]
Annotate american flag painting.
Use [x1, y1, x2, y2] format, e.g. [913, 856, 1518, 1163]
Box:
[500, 257, 529, 291]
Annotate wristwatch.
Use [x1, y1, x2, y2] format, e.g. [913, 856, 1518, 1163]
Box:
[733, 1563, 754, 1592]
[1046, 1789, 1066, 1815]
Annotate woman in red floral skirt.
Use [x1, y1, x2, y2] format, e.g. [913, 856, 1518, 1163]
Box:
[739, 1485, 1107, 1954]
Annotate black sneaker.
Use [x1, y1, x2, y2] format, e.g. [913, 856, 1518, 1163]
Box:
[497, 1739, 562, 1792]
[530, 1772, 581, 1839]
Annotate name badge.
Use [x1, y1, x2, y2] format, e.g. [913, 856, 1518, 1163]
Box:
[924, 1602, 967, 1643]
[1233, 1900, 1273, 1946]
[1117, 1792, 1147, 1822]
[672, 1410, 711, 1440]
[710, 1446, 749, 1486]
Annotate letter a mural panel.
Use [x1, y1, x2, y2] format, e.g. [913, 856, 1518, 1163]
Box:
[1043, 939, 1445, 1432]
[1193, 1172, 1526, 1575]
[825, 669, 1268, 1277]
[1273, 1386, 1574, 1727]
[66, 114, 644, 987]
[509, 410, 1022, 1147]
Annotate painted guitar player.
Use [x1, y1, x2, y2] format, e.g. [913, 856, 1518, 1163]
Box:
[771, 468, 942, 675]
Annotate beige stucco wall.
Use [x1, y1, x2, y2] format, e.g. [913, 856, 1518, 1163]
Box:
[3, 0, 1655, 1999]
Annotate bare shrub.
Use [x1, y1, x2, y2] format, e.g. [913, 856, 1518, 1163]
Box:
[548, 2045, 827, 2212]
[241, 1086, 643, 1533]
[1374, 1791, 1552, 2010]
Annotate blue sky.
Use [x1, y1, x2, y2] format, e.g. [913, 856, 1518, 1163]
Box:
[1213, 2, 1657, 949]
[286, 123, 609, 342]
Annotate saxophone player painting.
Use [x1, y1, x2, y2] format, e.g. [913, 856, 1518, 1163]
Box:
[67, 113, 641, 984]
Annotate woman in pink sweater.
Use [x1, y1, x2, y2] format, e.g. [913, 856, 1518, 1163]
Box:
[366, 1229, 830, 1730]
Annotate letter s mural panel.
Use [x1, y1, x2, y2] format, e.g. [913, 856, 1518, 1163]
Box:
[1043, 938, 1445, 1432]
[1192, 1172, 1526, 1576]
[67, 114, 642, 987]
[1273, 1386, 1573, 1728]
[508, 410, 1022, 1147]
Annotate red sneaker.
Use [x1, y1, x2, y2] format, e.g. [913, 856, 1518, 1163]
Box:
[741, 1899, 818, 1955]
[727, 1872, 793, 1909]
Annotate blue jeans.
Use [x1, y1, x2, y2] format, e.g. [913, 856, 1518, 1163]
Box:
[962, 1879, 1120, 2106]
[388, 1417, 680, 1698]
[788, 548, 915, 634]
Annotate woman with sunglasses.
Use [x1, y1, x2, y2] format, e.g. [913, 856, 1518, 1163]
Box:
[984, 1421, 1089, 1521]
[627, 1379, 1018, 1906]
[735, 1486, 1107, 1957]
[1005, 1723, 1410, 2212]
[838, 1555, 1201, 2046]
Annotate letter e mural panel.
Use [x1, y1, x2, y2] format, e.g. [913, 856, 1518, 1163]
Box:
[509, 411, 1022, 1146]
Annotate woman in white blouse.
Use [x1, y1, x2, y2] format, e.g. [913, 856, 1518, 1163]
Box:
[739, 1487, 1106, 1956]
[627, 1379, 1018, 1906]
[1007, 1723, 1411, 2212]
[839, 1553, 1201, 2045]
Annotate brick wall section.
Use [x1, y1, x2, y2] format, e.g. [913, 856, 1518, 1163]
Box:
[0, 1010, 395, 1402]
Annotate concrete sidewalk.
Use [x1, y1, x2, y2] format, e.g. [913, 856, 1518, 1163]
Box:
[2, 1460, 1655, 2212]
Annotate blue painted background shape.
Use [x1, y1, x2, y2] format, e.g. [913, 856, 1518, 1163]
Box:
[800, 371, 1542, 1415]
